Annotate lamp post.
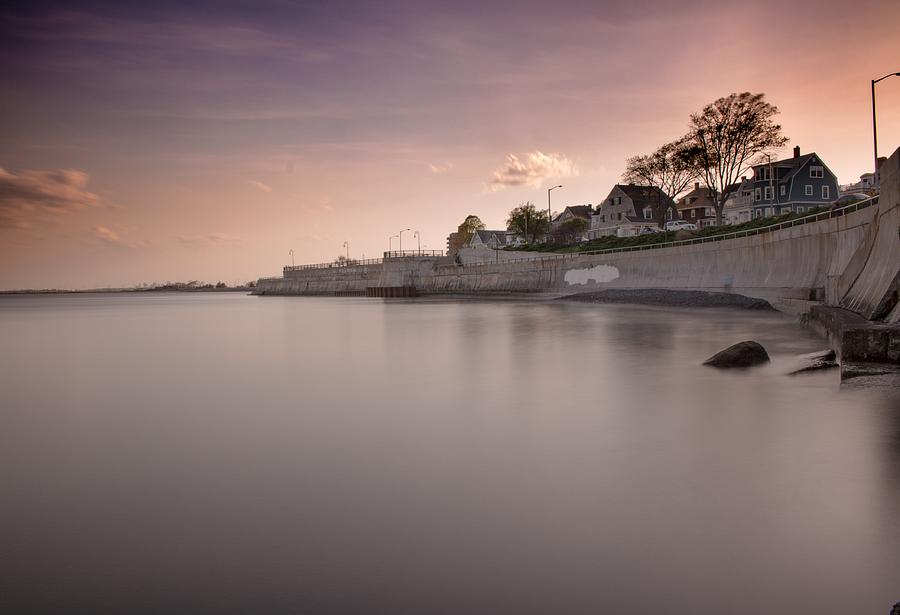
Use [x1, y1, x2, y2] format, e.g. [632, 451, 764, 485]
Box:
[389, 234, 399, 253]
[413, 230, 421, 254]
[289, 249, 294, 267]
[342, 241, 349, 261]
[548, 184, 562, 232]
[399, 228, 411, 253]
[872, 72, 900, 176]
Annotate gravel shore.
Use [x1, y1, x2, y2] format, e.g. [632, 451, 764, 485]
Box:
[560, 288, 775, 310]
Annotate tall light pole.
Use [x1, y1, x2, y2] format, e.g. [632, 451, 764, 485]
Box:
[413, 230, 421, 253]
[872, 72, 900, 177]
[399, 228, 411, 253]
[389, 234, 399, 252]
[548, 184, 562, 233]
[289, 249, 294, 267]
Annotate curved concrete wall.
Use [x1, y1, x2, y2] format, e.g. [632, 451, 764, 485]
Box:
[257, 147, 900, 321]
[420, 204, 875, 312]
[837, 148, 900, 322]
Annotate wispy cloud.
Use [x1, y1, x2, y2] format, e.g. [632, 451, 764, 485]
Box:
[249, 180, 273, 193]
[175, 233, 243, 247]
[92, 225, 122, 244]
[428, 162, 454, 174]
[0, 167, 100, 229]
[487, 151, 578, 191]
[90, 224, 146, 249]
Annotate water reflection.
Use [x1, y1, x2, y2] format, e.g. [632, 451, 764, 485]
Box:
[0, 293, 898, 615]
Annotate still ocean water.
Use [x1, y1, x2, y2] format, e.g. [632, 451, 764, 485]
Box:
[1, 292, 898, 614]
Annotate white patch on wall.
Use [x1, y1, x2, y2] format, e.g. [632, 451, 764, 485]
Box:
[564, 265, 620, 286]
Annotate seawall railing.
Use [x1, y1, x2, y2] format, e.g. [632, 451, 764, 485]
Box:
[283, 250, 445, 275]
[440, 196, 879, 270]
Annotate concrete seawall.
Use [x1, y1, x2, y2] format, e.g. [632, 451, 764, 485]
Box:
[257, 148, 900, 326]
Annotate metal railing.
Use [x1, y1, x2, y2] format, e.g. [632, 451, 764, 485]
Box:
[284, 258, 384, 273]
[282, 250, 445, 274]
[383, 249, 444, 258]
[441, 196, 879, 270]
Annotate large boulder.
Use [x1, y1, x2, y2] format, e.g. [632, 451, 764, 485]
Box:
[703, 341, 770, 368]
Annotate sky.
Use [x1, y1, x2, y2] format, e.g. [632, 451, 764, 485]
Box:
[1, 0, 899, 289]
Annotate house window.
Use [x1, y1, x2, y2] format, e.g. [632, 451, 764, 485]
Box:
[643, 208, 652, 220]
[764, 207, 772, 217]
[754, 209, 762, 219]
[797, 206, 805, 214]
[810, 166, 824, 178]
[821, 185, 830, 199]
[690, 210, 696, 218]
[780, 185, 786, 197]
[805, 185, 813, 196]
[618, 212, 623, 221]
[764, 186, 773, 200]
[666, 209, 673, 220]
[755, 188, 761, 201]
[705, 207, 713, 217]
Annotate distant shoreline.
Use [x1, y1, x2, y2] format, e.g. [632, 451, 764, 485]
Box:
[0, 286, 253, 295]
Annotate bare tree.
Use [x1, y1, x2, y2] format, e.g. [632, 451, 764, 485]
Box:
[686, 92, 788, 225]
[623, 137, 697, 226]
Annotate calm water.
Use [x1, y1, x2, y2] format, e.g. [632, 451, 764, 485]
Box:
[1, 293, 898, 614]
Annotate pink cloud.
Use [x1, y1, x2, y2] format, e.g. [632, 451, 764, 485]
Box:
[0, 167, 100, 229]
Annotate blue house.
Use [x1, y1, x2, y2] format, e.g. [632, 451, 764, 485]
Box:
[749, 146, 839, 218]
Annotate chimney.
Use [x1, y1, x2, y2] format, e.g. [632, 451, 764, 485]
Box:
[793, 146, 800, 159]
[694, 182, 699, 189]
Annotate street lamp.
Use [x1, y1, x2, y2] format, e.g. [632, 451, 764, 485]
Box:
[413, 230, 421, 253]
[548, 184, 563, 231]
[399, 228, 411, 253]
[389, 234, 399, 252]
[872, 72, 900, 176]
[289, 249, 294, 267]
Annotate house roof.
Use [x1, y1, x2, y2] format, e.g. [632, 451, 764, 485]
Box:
[752, 153, 819, 183]
[677, 185, 717, 211]
[472, 230, 509, 246]
[723, 181, 744, 198]
[559, 205, 593, 220]
[613, 184, 674, 210]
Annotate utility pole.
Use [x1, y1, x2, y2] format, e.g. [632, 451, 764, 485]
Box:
[399, 228, 411, 253]
[548, 185, 562, 238]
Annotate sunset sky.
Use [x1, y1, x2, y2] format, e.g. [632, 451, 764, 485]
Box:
[1, 0, 899, 289]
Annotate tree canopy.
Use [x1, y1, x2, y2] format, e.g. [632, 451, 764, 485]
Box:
[506, 201, 548, 244]
[623, 137, 697, 226]
[448, 214, 485, 254]
[686, 92, 788, 224]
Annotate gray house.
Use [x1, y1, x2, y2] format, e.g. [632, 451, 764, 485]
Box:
[749, 146, 839, 218]
[588, 184, 674, 238]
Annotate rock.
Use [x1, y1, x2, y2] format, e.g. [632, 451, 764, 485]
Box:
[703, 341, 770, 368]
[787, 349, 839, 375]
